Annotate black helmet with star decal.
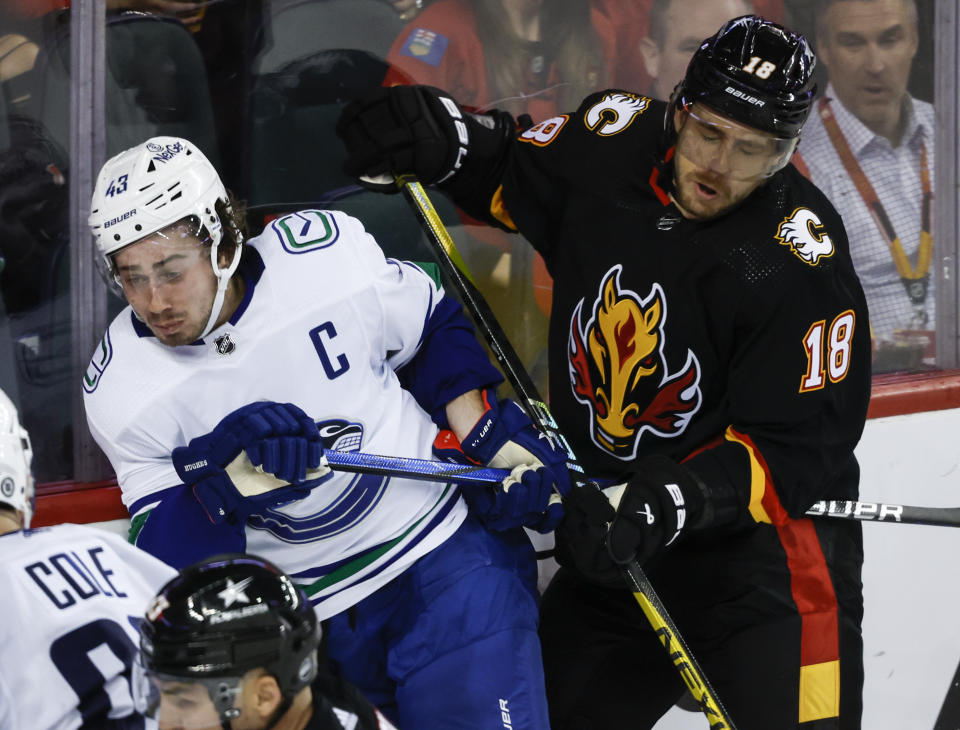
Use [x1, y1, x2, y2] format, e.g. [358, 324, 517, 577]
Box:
[134, 553, 319, 727]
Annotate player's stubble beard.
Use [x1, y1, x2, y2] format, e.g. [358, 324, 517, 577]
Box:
[148, 269, 245, 347]
[149, 316, 205, 347]
[144, 287, 217, 347]
[671, 153, 762, 221]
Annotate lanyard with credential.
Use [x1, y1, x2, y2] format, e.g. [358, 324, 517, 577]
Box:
[818, 97, 933, 326]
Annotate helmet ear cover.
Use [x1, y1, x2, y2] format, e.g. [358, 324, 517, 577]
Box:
[0, 388, 34, 529]
[669, 14, 817, 141]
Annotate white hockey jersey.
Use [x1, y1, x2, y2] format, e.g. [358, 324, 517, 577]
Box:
[83, 210, 470, 619]
[0, 523, 176, 730]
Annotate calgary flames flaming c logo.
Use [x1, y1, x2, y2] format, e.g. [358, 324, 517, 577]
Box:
[568, 266, 702, 460]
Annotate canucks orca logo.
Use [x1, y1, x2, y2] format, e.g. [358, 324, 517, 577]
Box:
[775, 207, 835, 265]
[317, 419, 363, 452]
[83, 329, 113, 393]
[568, 266, 702, 460]
[584, 92, 650, 136]
[247, 418, 378, 542]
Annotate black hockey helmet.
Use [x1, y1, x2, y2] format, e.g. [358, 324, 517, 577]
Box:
[135, 553, 319, 726]
[671, 15, 817, 139]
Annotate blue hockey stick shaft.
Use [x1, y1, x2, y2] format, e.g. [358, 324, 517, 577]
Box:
[323, 449, 510, 485]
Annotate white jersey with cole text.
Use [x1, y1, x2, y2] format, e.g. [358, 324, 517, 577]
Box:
[83, 210, 468, 619]
[0, 523, 176, 730]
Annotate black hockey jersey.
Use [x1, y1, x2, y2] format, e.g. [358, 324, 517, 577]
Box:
[479, 90, 871, 526]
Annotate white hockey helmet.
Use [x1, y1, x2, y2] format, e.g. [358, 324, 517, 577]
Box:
[89, 136, 231, 264]
[89, 136, 244, 340]
[0, 388, 34, 529]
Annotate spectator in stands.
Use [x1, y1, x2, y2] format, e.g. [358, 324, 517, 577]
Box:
[0, 17, 38, 115]
[591, 0, 654, 93]
[385, 0, 427, 22]
[798, 0, 933, 369]
[5, 0, 205, 26]
[385, 0, 616, 379]
[386, 0, 616, 120]
[0, 115, 68, 316]
[639, 0, 753, 101]
[596, 0, 783, 96]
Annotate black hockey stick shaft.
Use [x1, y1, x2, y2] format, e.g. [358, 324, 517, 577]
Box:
[806, 500, 960, 527]
[934, 654, 960, 729]
[399, 177, 736, 730]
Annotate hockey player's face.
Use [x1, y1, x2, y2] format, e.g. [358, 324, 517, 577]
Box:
[816, 0, 918, 139]
[113, 224, 219, 346]
[152, 679, 226, 729]
[671, 106, 789, 219]
[145, 672, 273, 730]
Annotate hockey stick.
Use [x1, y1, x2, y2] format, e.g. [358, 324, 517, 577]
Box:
[396, 175, 737, 730]
[328, 455, 960, 528]
[234, 447, 960, 528]
[806, 500, 960, 528]
[331, 454, 960, 527]
[328, 454, 960, 528]
[934, 654, 960, 730]
[324, 449, 509, 485]
[223, 449, 512, 495]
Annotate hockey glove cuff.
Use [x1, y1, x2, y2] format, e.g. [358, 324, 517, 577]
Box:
[436, 391, 571, 532]
[190, 462, 332, 525]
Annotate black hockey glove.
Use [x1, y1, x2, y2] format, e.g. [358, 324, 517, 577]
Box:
[335, 84, 512, 195]
[554, 482, 621, 586]
[605, 455, 704, 566]
[555, 456, 704, 587]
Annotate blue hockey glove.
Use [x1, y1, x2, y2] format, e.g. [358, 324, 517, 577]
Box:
[172, 401, 329, 524]
[437, 390, 571, 532]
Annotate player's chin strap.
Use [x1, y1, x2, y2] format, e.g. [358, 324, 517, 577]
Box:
[199, 234, 244, 341]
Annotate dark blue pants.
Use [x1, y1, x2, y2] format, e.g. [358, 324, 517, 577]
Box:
[325, 514, 550, 729]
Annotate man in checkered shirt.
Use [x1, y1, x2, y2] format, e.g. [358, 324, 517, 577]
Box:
[798, 0, 934, 369]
